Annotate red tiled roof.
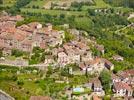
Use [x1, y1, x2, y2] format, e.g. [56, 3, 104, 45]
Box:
[63, 44, 71, 50]
[111, 73, 119, 80]
[40, 42, 46, 49]
[117, 69, 134, 80]
[96, 45, 104, 51]
[125, 69, 134, 76]
[79, 62, 86, 69]
[92, 78, 102, 87]
[85, 57, 102, 66]
[93, 95, 101, 100]
[21, 39, 32, 45]
[102, 58, 113, 66]
[30, 96, 52, 100]
[114, 82, 132, 91]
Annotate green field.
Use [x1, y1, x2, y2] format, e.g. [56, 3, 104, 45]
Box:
[21, 8, 87, 16]
[88, 0, 111, 9]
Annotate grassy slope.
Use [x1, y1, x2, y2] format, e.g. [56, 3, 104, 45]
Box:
[21, 8, 87, 16]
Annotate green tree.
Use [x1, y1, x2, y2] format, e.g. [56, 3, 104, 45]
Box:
[60, 67, 69, 76]
[88, 9, 95, 16]
[64, 31, 75, 42]
[9, 0, 32, 14]
[11, 49, 24, 57]
[99, 70, 111, 93]
[15, 0, 32, 8]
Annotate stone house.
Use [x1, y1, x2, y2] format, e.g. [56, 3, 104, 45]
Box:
[58, 52, 70, 67]
[113, 55, 124, 61]
[111, 73, 121, 84]
[81, 51, 93, 62]
[44, 55, 55, 65]
[103, 59, 114, 70]
[113, 82, 133, 97]
[96, 44, 105, 55]
[88, 78, 105, 96]
[79, 58, 105, 74]
[30, 96, 52, 100]
[20, 39, 32, 52]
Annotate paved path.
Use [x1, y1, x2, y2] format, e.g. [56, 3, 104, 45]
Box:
[0, 90, 14, 100]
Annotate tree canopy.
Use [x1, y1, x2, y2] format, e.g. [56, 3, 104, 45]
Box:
[100, 70, 111, 93]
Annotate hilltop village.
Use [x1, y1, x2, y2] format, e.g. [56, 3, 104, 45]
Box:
[0, 13, 133, 100]
[0, 13, 112, 70]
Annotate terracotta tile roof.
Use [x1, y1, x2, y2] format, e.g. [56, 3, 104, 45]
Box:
[30, 96, 52, 100]
[85, 60, 93, 65]
[44, 28, 50, 34]
[58, 52, 67, 56]
[79, 62, 86, 69]
[21, 39, 32, 46]
[0, 42, 4, 48]
[63, 44, 71, 50]
[0, 33, 14, 40]
[27, 22, 42, 30]
[114, 82, 132, 91]
[14, 33, 25, 41]
[9, 15, 24, 21]
[17, 24, 33, 32]
[102, 58, 114, 66]
[15, 15, 24, 21]
[36, 28, 45, 34]
[57, 47, 64, 53]
[77, 42, 87, 49]
[111, 73, 120, 80]
[66, 49, 75, 55]
[92, 57, 102, 64]
[93, 78, 102, 88]
[1, 27, 16, 33]
[118, 69, 134, 80]
[40, 42, 46, 49]
[96, 44, 104, 51]
[93, 95, 102, 100]
[85, 57, 102, 66]
[125, 69, 134, 76]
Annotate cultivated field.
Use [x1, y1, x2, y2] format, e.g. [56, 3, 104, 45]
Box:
[26, 0, 94, 9]
[21, 8, 87, 16]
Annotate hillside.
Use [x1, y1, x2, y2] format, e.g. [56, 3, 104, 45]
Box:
[0, 0, 134, 100]
[104, 0, 134, 8]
